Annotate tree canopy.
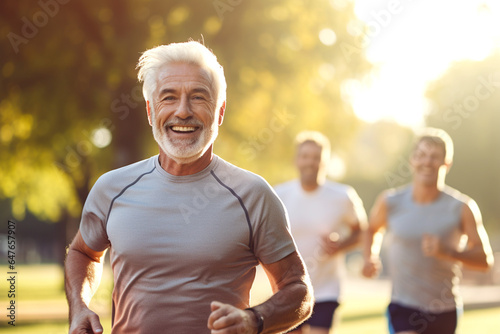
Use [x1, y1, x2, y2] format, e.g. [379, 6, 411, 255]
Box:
[425, 52, 500, 231]
[0, 0, 370, 223]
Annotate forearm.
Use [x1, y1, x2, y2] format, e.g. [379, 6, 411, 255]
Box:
[440, 245, 494, 271]
[65, 248, 104, 320]
[337, 229, 361, 253]
[254, 253, 314, 334]
[362, 228, 382, 261]
[253, 278, 313, 334]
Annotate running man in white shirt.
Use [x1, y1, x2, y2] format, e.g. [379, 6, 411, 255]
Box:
[275, 131, 367, 334]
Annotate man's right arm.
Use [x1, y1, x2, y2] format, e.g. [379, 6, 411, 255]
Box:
[65, 231, 107, 334]
[361, 191, 388, 278]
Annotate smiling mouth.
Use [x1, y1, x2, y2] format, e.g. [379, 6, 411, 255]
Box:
[170, 126, 198, 133]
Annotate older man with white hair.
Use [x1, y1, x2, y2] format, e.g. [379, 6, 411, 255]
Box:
[65, 40, 313, 334]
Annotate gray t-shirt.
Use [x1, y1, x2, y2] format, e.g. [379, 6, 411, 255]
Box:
[386, 185, 467, 312]
[80, 155, 296, 333]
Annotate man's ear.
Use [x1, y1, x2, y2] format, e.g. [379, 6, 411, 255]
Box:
[146, 101, 152, 126]
[218, 101, 226, 126]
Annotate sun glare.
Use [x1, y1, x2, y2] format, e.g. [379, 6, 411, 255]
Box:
[350, 0, 500, 127]
[91, 127, 112, 148]
[319, 28, 337, 46]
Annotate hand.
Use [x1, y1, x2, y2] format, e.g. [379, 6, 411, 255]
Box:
[207, 301, 258, 334]
[362, 257, 381, 278]
[319, 232, 341, 256]
[69, 307, 103, 334]
[421, 234, 442, 257]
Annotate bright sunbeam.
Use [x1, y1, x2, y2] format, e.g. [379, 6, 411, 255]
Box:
[349, 0, 500, 128]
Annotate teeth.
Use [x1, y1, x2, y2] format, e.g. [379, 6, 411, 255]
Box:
[171, 126, 196, 132]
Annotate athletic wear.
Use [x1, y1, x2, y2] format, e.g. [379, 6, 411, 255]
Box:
[275, 180, 366, 302]
[80, 155, 296, 334]
[387, 302, 458, 334]
[386, 185, 469, 313]
[296, 301, 340, 329]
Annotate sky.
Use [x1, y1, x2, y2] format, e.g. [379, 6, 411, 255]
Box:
[347, 0, 500, 128]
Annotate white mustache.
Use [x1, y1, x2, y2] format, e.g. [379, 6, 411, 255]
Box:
[163, 118, 203, 129]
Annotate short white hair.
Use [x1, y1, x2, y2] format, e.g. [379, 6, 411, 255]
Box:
[136, 41, 227, 112]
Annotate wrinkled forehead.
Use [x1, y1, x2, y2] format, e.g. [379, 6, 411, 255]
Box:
[157, 62, 213, 84]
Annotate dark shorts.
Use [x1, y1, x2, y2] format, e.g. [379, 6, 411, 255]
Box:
[387, 302, 458, 334]
[295, 301, 340, 329]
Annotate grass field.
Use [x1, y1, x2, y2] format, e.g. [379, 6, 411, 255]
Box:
[0, 264, 498, 333]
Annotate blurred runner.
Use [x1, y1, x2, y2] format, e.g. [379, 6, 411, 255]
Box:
[362, 127, 494, 334]
[276, 131, 367, 334]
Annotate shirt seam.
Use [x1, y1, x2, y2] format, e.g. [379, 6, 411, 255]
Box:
[209, 170, 254, 253]
[105, 166, 156, 225]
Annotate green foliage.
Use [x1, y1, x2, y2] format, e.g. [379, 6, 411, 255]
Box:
[213, 0, 370, 182]
[0, 0, 370, 223]
[341, 121, 415, 211]
[425, 53, 500, 231]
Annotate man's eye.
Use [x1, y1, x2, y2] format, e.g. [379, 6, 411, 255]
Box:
[192, 95, 205, 100]
[163, 96, 175, 101]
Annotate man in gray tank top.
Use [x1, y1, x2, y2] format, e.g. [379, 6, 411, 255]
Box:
[362, 128, 494, 334]
[65, 41, 313, 334]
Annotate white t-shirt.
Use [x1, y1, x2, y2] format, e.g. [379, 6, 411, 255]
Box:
[275, 180, 365, 302]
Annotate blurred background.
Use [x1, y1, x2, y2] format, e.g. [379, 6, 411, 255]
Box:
[0, 0, 499, 333]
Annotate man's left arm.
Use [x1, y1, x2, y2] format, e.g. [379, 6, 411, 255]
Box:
[422, 200, 494, 271]
[320, 223, 362, 256]
[321, 190, 368, 256]
[207, 251, 313, 334]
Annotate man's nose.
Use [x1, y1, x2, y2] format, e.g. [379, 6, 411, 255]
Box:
[174, 96, 193, 119]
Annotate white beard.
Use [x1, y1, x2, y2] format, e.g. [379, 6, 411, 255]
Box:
[152, 116, 219, 165]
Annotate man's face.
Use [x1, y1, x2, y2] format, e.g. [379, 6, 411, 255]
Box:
[149, 62, 223, 164]
[410, 140, 448, 185]
[295, 141, 323, 185]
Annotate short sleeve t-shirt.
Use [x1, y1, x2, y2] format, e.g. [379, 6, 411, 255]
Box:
[275, 180, 366, 302]
[80, 155, 296, 333]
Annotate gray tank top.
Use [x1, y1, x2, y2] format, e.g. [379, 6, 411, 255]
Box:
[386, 185, 467, 312]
